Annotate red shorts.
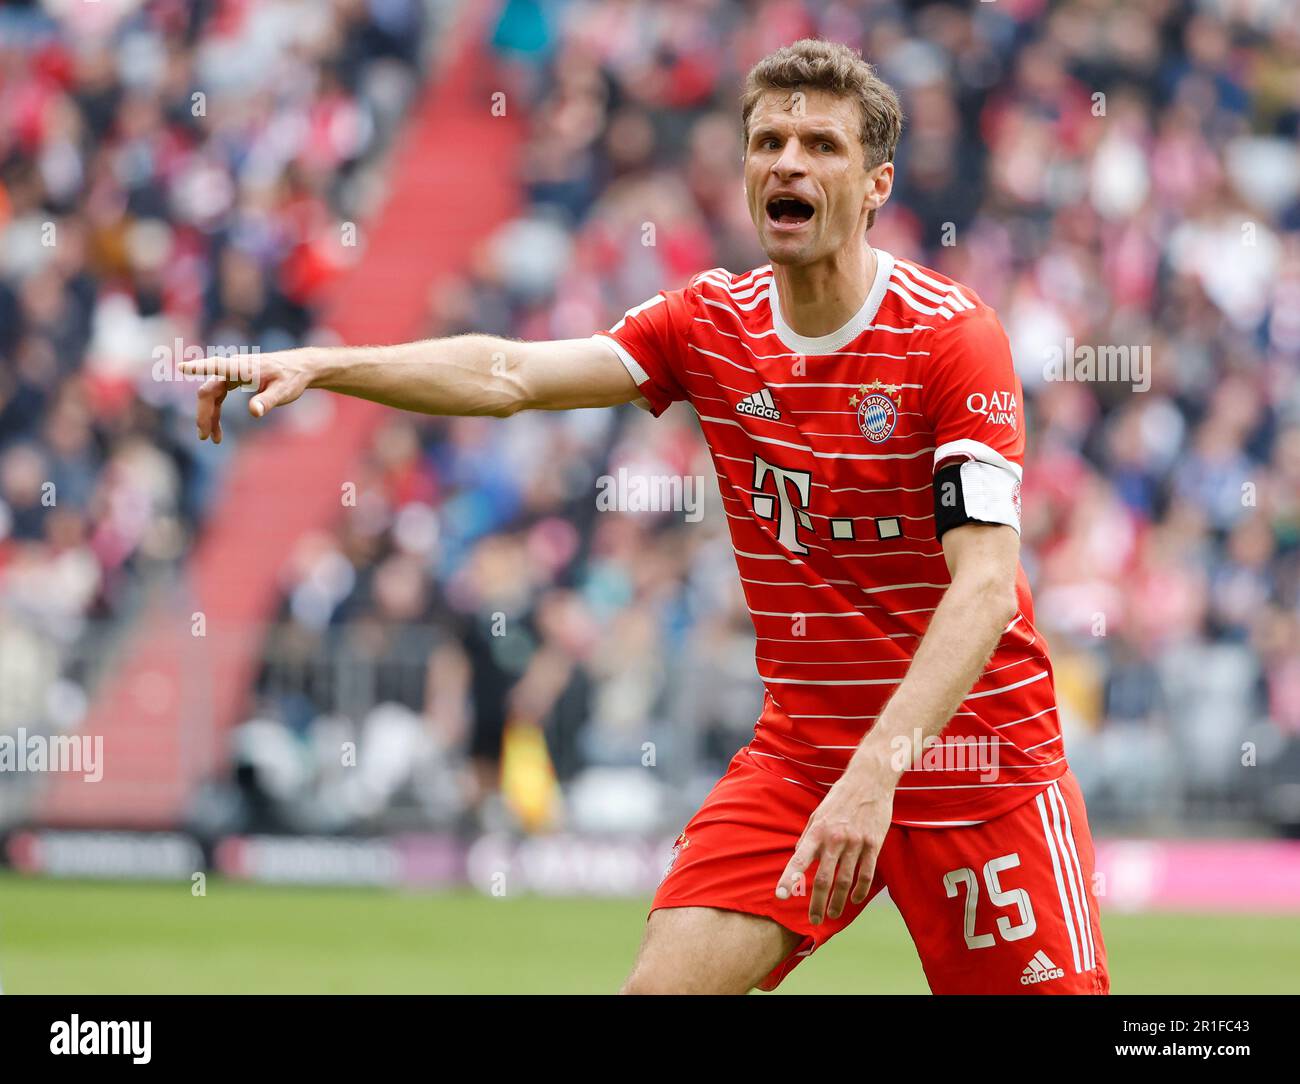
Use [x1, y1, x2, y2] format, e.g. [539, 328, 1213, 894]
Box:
[652, 749, 1108, 994]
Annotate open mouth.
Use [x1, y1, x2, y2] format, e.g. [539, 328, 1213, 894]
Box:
[766, 196, 815, 227]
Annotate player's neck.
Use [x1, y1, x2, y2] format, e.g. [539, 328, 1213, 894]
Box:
[771, 243, 878, 338]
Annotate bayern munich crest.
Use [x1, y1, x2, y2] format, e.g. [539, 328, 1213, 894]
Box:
[850, 380, 903, 444]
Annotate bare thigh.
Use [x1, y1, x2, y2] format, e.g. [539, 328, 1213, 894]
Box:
[620, 906, 802, 994]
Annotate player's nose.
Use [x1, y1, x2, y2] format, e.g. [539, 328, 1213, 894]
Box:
[771, 136, 808, 179]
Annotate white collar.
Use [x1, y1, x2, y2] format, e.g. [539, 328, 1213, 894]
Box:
[768, 248, 895, 355]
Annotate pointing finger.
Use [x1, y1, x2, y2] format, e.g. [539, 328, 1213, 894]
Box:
[179, 356, 256, 382]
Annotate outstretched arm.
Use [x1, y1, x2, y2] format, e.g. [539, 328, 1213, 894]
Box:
[178, 336, 640, 442]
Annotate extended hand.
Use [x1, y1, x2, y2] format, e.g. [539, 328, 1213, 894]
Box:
[775, 763, 896, 925]
[178, 348, 317, 443]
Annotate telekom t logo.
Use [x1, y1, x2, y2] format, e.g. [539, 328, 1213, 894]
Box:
[752, 456, 813, 554]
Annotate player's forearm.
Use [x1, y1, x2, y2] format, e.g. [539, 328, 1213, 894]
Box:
[308, 335, 532, 417]
[849, 571, 1016, 779]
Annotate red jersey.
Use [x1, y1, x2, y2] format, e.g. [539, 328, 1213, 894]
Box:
[593, 249, 1066, 825]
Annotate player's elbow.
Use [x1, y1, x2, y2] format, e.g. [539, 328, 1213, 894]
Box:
[950, 564, 1018, 628]
[481, 348, 533, 417]
[943, 525, 1021, 628]
[485, 389, 528, 418]
[973, 575, 1018, 628]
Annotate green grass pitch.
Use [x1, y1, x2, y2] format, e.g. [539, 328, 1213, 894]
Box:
[1, 874, 1296, 994]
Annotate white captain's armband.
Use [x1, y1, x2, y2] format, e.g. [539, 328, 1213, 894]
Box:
[932, 439, 1023, 539]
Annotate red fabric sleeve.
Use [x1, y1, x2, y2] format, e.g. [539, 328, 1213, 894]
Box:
[593, 284, 695, 417]
[920, 306, 1026, 475]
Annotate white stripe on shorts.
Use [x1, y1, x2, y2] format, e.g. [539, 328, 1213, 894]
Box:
[1052, 780, 1097, 972]
[1036, 790, 1081, 973]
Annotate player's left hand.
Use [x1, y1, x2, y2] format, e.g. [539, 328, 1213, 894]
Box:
[775, 761, 896, 925]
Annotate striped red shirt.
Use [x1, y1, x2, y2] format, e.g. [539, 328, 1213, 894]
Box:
[594, 249, 1066, 825]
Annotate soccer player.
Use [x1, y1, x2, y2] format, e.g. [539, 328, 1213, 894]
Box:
[181, 39, 1108, 995]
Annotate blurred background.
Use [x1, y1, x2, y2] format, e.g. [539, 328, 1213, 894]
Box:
[0, 0, 1298, 993]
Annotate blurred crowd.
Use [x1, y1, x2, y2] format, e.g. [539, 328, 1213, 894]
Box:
[0, 0, 429, 800]
[4, 0, 1300, 837]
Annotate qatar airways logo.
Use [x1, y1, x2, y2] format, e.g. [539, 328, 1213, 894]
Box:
[965, 389, 1018, 429]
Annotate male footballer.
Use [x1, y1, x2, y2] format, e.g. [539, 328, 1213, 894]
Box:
[182, 39, 1108, 995]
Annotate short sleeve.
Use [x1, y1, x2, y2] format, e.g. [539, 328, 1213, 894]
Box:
[592, 284, 694, 417]
[920, 307, 1026, 532]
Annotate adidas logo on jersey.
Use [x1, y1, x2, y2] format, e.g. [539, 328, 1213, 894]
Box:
[736, 388, 781, 420]
[1020, 950, 1065, 985]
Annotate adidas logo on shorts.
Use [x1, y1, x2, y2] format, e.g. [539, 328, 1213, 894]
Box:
[1020, 950, 1065, 985]
[735, 388, 781, 420]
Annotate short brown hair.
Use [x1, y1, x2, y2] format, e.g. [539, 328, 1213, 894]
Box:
[741, 39, 903, 227]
